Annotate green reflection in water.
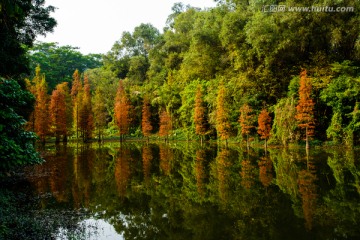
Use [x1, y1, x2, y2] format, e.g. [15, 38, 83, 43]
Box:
[1, 142, 360, 239]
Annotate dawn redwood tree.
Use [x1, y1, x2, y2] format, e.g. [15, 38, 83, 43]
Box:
[216, 83, 231, 146]
[114, 80, 130, 141]
[159, 110, 172, 142]
[56, 82, 73, 141]
[194, 85, 207, 144]
[71, 69, 83, 140]
[295, 70, 315, 149]
[79, 75, 94, 142]
[239, 103, 255, 149]
[25, 66, 42, 133]
[93, 87, 108, 142]
[50, 86, 67, 143]
[141, 98, 153, 141]
[257, 109, 272, 149]
[34, 71, 50, 145]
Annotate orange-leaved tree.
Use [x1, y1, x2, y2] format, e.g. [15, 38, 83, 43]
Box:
[194, 84, 207, 144]
[295, 69, 315, 149]
[50, 86, 67, 143]
[114, 80, 130, 141]
[25, 65, 41, 133]
[79, 75, 94, 142]
[216, 83, 231, 146]
[34, 69, 50, 145]
[71, 69, 83, 140]
[141, 97, 153, 141]
[257, 109, 272, 149]
[93, 87, 108, 142]
[57, 82, 73, 141]
[239, 103, 255, 149]
[159, 109, 172, 142]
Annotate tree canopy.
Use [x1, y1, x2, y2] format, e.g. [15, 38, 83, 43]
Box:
[0, 0, 56, 78]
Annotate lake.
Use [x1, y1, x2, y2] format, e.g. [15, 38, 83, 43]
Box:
[1, 141, 360, 239]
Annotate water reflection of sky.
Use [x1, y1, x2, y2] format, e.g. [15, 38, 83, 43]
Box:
[55, 219, 124, 240]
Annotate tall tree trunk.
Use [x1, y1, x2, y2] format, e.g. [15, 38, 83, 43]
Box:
[264, 138, 267, 152]
[306, 126, 309, 149]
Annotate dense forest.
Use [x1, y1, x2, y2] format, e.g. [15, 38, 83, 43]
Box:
[27, 0, 360, 148]
[2, 0, 360, 171]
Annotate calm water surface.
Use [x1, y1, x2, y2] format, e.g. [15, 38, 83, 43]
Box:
[2, 142, 360, 239]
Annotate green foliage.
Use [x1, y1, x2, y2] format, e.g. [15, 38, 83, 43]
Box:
[28, 42, 102, 90]
[326, 111, 343, 144]
[20, 0, 360, 146]
[103, 23, 160, 83]
[0, 0, 56, 78]
[320, 61, 360, 144]
[0, 78, 43, 172]
[270, 97, 297, 145]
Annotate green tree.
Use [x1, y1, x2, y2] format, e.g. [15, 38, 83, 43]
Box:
[29, 42, 102, 90]
[216, 83, 231, 145]
[271, 97, 297, 146]
[0, 0, 56, 78]
[0, 78, 43, 172]
[320, 61, 360, 145]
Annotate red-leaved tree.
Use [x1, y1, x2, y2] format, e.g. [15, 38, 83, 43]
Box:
[114, 80, 130, 141]
[141, 98, 152, 141]
[34, 70, 50, 145]
[159, 110, 171, 142]
[295, 69, 315, 149]
[257, 109, 272, 149]
[50, 87, 67, 143]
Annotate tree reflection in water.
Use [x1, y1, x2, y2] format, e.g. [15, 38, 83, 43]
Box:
[4, 142, 359, 240]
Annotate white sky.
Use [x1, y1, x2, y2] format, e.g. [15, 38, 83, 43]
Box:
[37, 0, 217, 55]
